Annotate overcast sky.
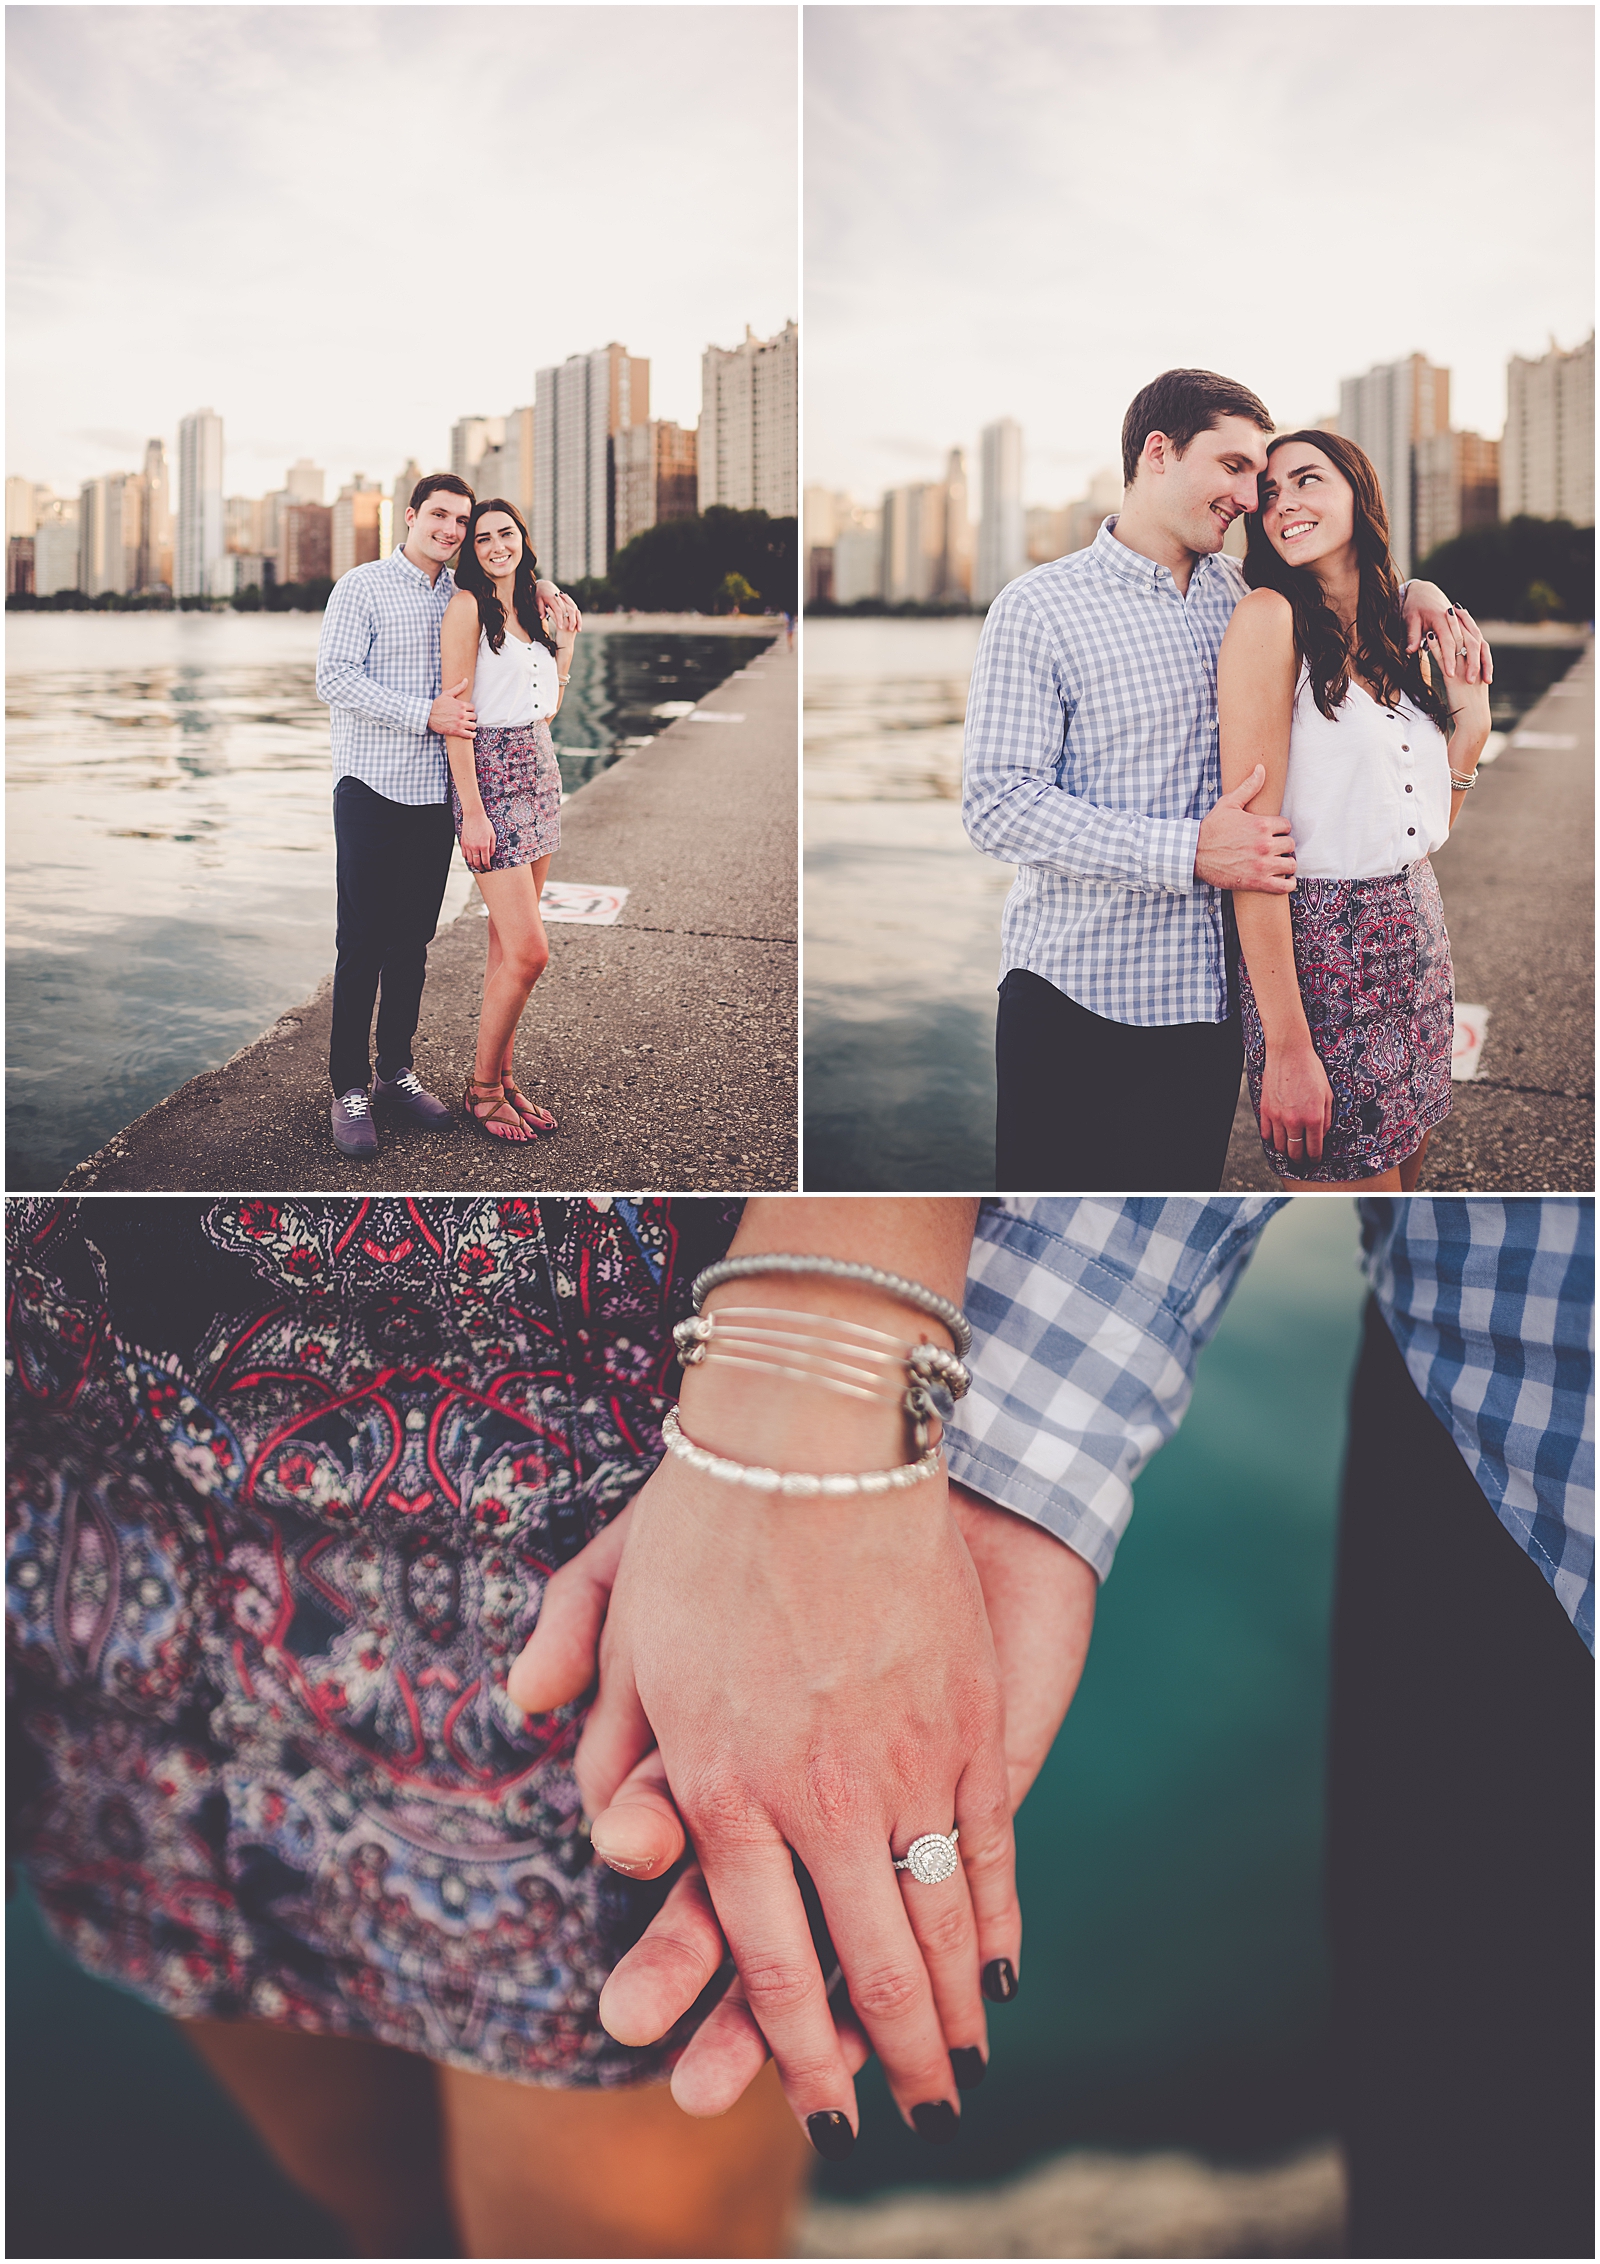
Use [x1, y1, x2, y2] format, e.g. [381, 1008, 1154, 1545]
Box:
[806, 4, 1594, 506]
[8, 4, 797, 499]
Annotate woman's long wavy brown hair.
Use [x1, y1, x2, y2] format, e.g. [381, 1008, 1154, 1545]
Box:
[1243, 430, 1452, 733]
[453, 499, 556, 657]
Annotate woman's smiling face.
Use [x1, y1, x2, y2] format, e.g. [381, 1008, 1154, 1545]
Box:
[474, 511, 523, 575]
[1259, 441, 1356, 569]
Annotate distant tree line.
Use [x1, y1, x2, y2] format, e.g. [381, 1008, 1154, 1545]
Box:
[7, 579, 333, 613]
[805, 596, 979, 619]
[1416, 517, 1594, 625]
[565, 507, 797, 616]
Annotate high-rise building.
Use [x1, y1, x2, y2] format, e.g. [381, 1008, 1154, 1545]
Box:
[1501, 333, 1594, 527]
[882, 481, 947, 605]
[285, 458, 325, 504]
[614, 419, 700, 553]
[1336, 355, 1450, 574]
[177, 407, 225, 598]
[502, 405, 536, 534]
[79, 471, 145, 597]
[1414, 430, 1501, 565]
[698, 323, 798, 520]
[976, 418, 1025, 604]
[281, 501, 333, 586]
[32, 498, 79, 596]
[833, 507, 883, 606]
[331, 477, 391, 581]
[7, 536, 35, 596]
[6, 475, 38, 539]
[390, 460, 423, 548]
[533, 344, 649, 582]
[139, 439, 171, 591]
[943, 448, 972, 601]
[225, 495, 264, 554]
[451, 416, 505, 490]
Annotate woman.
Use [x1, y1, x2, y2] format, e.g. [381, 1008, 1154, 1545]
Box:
[444, 499, 577, 1142]
[8, 1195, 1047, 2257]
[1218, 431, 1492, 1188]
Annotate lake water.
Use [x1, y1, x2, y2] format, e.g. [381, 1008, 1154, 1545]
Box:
[8, 1197, 1370, 2239]
[803, 616, 1584, 1190]
[5, 614, 770, 1187]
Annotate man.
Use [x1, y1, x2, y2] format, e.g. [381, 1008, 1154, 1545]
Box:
[517, 1196, 1592, 2258]
[314, 474, 575, 1160]
[961, 369, 1486, 1191]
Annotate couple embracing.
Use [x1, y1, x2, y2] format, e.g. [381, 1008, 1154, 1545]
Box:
[965, 368, 1496, 1192]
[315, 472, 581, 1160]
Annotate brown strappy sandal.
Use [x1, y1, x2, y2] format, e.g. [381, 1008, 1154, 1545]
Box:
[462, 1078, 534, 1142]
[500, 1078, 558, 1135]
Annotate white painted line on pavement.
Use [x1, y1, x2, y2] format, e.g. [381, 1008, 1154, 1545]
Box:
[1512, 732, 1578, 749]
[1452, 1004, 1490, 1081]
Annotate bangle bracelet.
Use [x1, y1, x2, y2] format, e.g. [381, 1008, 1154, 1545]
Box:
[1449, 769, 1478, 790]
[661, 1407, 941, 1496]
[691, 1256, 972, 1358]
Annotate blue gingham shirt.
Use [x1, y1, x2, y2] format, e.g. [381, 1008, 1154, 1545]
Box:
[962, 517, 1247, 1026]
[947, 1198, 1594, 1652]
[315, 546, 455, 804]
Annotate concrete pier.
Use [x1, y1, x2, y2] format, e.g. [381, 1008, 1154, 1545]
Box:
[64, 632, 796, 1192]
[1223, 639, 1594, 1192]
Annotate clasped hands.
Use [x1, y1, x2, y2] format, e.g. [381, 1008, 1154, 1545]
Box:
[506, 1451, 1096, 2150]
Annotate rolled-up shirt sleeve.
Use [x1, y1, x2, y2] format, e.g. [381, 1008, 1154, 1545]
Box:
[946, 1197, 1285, 1579]
[316, 576, 435, 737]
[962, 584, 1204, 895]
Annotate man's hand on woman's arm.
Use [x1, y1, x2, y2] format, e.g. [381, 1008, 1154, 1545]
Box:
[511, 1478, 1097, 2123]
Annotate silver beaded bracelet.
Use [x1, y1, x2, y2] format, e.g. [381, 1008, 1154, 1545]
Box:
[661, 1406, 942, 1497]
[673, 1305, 968, 1454]
[1449, 769, 1478, 791]
[690, 1255, 972, 1359]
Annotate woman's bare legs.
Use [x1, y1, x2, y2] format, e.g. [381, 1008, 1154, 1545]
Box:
[1397, 1130, 1431, 1192]
[178, 2022, 810, 2260]
[177, 2018, 457, 2259]
[482, 857, 557, 1124]
[469, 861, 551, 1135]
[437, 2058, 812, 2260]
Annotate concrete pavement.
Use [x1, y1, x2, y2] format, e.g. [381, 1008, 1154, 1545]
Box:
[1223, 641, 1594, 1191]
[65, 633, 797, 1192]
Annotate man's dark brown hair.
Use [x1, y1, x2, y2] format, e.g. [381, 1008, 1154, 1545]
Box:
[1120, 369, 1274, 486]
[407, 472, 475, 514]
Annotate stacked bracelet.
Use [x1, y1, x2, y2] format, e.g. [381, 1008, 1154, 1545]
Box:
[690, 1254, 972, 1359]
[1449, 769, 1478, 791]
[661, 1407, 942, 1496]
[673, 1304, 969, 1453]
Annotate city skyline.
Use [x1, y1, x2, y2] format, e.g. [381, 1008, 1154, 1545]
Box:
[806, 6, 1594, 506]
[8, 5, 796, 498]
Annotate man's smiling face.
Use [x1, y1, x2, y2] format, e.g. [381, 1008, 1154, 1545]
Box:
[1159, 414, 1272, 556]
[406, 491, 472, 566]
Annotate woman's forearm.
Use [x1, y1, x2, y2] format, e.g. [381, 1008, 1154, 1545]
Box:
[445, 736, 484, 817]
[1233, 891, 1313, 1049]
[550, 636, 576, 717]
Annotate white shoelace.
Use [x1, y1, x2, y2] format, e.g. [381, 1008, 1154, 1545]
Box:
[390, 1070, 426, 1098]
[338, 1090, 371, 1118]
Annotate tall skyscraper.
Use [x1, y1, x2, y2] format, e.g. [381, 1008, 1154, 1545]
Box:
[1501, 333, 1594, 527]
[79, 471, 145, 597]
[32, 499, 80, 596]
[280, 502, 332, 586]
[331, 477, 391, 581]
[390, 460, 423, 547]
[698, 323, 798, 519]
[976, 418, 1025, 604]
[533, 344, 649, 582]
[139, 439, 171, 591]
[6, 475, 38, 539]
[613, 419, 700, 552]
[285, 459, 325, 503]
[1336, 355, 1450, 574]
[451, 417, 505, 489]
[177, 407, 224, 598]
[1414, 430, 1501, 564]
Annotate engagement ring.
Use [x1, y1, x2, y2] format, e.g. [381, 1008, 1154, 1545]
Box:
[893, 1828, 960, 1884]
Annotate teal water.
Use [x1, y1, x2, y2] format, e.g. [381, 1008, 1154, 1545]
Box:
[7, 1201, 1365, 2249]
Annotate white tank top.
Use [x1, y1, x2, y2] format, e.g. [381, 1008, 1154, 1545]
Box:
[1280, 666, 1452, 880]
[471, 626, 560, 728]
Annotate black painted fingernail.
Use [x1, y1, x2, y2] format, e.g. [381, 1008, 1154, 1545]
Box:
[950, 2047, 987, 2091]
[911, 2100, 960, 2145]
[982, 1958, 1018, 2002]
[806, 2111, 855, 2162]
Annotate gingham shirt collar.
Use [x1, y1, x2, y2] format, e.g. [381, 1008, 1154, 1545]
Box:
[946, 1197, 1594, 1653]
[1090, 514, 1227, 597]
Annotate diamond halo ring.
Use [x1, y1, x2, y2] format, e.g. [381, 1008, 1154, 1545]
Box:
[892, 1828, 961, 1885]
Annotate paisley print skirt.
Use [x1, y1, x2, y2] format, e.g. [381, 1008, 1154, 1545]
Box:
[6, 1196, 740, 2086]
[452, 721, 561, 870]
[1240, 858, 1453, 1184]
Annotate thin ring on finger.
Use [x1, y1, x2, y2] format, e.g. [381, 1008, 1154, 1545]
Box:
[888, 1818, 989, 2103]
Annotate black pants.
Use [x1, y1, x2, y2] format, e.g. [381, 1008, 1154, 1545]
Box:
[1329, 1299, 1594, 2259]
[328, 777, 455, 1097]
[994, 966, 1243, 1191]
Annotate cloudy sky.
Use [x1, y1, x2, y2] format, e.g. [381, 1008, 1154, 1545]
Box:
[8, 4, 796, 499]
[807, 4, 1594, 506]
